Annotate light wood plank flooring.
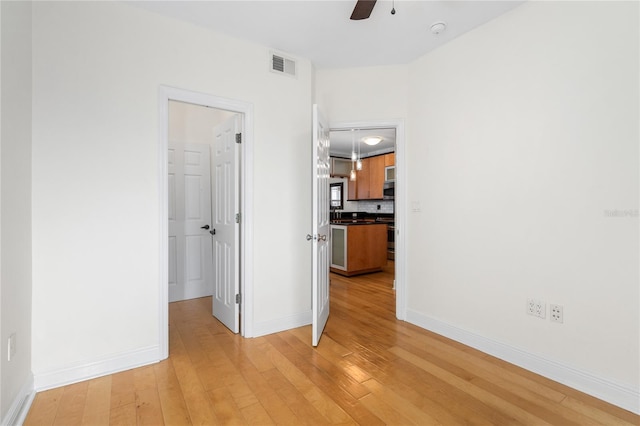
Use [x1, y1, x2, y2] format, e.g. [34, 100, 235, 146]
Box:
[25, 262, 639, 425]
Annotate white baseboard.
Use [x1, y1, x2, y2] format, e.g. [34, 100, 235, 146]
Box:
[1, 374, 35, 426]
[33, 345, 161, 392]
[405, 309, 640, 415]
[252, 310, 312, 338]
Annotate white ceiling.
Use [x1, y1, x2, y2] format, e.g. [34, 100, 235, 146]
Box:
[330, 128, 396, 158]
[129, 0, 524, 156]
[129, 0, 525, 69]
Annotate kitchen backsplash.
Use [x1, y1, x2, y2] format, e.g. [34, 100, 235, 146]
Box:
[354, 200, 394, 214]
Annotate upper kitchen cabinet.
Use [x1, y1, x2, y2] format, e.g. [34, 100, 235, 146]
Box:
[355, 157, 370, 199]
[348, 175, 358, 201]
[368, 155, 385, 199]
[330, 157, 351, 178]
[384, 153, 395, 167]
[354, 155, 385, 200]
[384, 152, 396, 182]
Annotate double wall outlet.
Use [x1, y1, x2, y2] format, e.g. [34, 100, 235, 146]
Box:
[526, 298, 546, 319]
[527, 299, 564, 323]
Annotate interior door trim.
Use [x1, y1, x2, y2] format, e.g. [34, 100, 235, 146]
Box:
[158, 85, 255, 359]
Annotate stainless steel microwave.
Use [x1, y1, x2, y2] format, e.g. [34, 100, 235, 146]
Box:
[383, 181, 394, 200]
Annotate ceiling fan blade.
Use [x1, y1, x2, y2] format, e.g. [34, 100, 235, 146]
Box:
[350, 0, 377, 20]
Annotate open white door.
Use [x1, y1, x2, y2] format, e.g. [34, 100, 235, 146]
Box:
[212, 114, 241, 333]
[311, 105, 330, 346]
[168, 143, 214, 302]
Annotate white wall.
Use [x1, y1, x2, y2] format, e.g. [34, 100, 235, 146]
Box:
[169, 101, 236, 146]
[316, 0, 639, 412]
[406, 0, 638, 410]
[316, 65, 408, 124]
[31, 1, 312, 387]
[0, 1, 34, 422]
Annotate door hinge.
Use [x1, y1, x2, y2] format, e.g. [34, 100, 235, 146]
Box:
[235, 133, 242, 144]
[235, 213, 241, 224]
[235, 293, 241, 304]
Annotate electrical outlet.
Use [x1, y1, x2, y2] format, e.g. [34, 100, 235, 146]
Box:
[8, 333, 16, 361]
[550, 304, 563, 323]
[527, 298, 536, 315]
[526, 298, 546, 319]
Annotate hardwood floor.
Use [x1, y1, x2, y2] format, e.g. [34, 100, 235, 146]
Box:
[25, 262, 639, 425]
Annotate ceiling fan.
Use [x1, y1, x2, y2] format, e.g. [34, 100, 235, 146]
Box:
[350, 0, 395, 20]
[350, 0, 377, 20]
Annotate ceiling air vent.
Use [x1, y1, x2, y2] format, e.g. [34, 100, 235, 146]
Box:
[270, 52, 297, 77]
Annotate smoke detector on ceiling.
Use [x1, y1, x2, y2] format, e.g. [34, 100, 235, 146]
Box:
[430, 21, 447, 35]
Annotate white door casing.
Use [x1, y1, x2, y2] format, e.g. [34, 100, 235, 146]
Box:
[168, 142, 214, 303]
[312, 104, 330, 347]
[212, 115, 241, 333]
[160, 85, 254, 359]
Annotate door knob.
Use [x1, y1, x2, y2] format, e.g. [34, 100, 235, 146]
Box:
[210, 229, 216, 235]
[201, 225, 210, 230]
[318, 234, 327, 242]
[306, 234, 314, 241]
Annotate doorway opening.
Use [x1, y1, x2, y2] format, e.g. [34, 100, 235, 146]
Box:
[158, 86, 255, 359]
[328, 120, 406, 320]
[168, 101, 237, 303]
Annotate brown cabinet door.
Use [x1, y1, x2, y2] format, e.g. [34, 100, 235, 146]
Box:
[384, 153, 395, 167]
[347, 175, 358, 201]
[347, 224, 388, 272]
[356, 157, 370, 199]
[369, 155, 385, 199]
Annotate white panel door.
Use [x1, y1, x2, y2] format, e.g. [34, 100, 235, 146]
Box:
[212, 115, 240, 333]
[312, 104, 330, 346]
[168, 143, 214, 302]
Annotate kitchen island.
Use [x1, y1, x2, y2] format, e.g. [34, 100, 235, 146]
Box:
[330, 221, 387, 276]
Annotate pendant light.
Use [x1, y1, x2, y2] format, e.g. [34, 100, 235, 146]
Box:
[350, 129, 357, 181]
[356, 128, 363, 171]
[350, 129, 357, 162]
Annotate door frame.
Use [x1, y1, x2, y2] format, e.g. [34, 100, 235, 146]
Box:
[158, 86, 254, 359]
[329, 119, 406, 320]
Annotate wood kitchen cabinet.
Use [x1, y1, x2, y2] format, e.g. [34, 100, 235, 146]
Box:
[384, 152, 395, 167]
[347, 175, 358, 201]
[368, 155, 385, 199]
[348, 158, 362, 201]
[330, 223, 387, 276]
[347, 153, 391, 200]
[355, 155, 385, 200]
[356, 157, 370, 199]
